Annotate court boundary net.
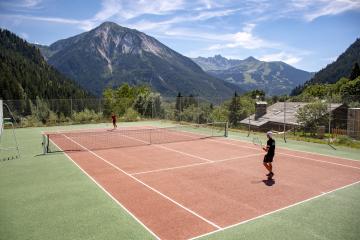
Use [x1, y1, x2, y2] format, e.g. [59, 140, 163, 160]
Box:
[42, 122, 228, 154]
[0, 100, 21, 161]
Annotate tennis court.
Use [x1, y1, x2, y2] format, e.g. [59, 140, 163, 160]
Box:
[41, 123, 360, 240]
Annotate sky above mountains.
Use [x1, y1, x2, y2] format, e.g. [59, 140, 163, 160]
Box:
[0, 0, 359, 72]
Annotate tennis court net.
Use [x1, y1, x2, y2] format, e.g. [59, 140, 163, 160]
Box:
[42, 122, 228, 153]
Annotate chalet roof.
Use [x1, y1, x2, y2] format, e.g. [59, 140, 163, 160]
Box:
[240, 102, 344, 127]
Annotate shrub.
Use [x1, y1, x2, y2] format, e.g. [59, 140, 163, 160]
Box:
[122, 108, 140, 122]
[211, 106, 229, 122]
[72, 109, 102, 123]
[48, 111, 58, 125]
[20, 115, 42, 127]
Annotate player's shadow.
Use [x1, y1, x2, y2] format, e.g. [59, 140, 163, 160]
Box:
[262, 178, 275, 186]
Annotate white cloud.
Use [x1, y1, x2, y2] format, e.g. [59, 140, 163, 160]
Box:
[93, 0, 122, 22]
[259, 51, 302, 65]
[0, 14, 93, 30]
[22, 0, 42, 8]
[283, 0, 360, 22]
[110, 0, 185, 20]
[0, 0, 43, 9]
[303, 0, 360, 21]
[20, 32, 29, 39]
[207, 23, 275, 50]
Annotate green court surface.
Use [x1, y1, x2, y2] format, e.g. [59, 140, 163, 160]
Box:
[1, 121, 360, 240]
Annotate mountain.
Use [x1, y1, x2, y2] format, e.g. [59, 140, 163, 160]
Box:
[292, 38, 360, 95]
[192, 55, 313, 96]
[37, 22, 243, 99]
[193, 54, 244, 71]
[0, 28, 90, 100]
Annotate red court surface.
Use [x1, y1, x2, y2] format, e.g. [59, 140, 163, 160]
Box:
[49, 127, 360, 240]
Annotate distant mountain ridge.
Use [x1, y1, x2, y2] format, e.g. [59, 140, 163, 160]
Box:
[192, 55, 313, 96]
[37, 22, 243, 99]
[292, 38, 360, 95]
[0, 28, 90, 100]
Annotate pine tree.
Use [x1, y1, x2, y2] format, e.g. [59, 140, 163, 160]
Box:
[187, 94, 197, 108]
[228, 92, 241, 127]
[175, 92, 183, 112]
[349, 62, 360, 80]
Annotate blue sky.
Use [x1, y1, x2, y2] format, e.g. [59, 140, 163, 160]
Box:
[0, 0, 359, 72]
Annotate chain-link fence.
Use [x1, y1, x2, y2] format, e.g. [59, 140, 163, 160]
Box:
[2, 95, 360, 146]
[2, 96, 226, 127]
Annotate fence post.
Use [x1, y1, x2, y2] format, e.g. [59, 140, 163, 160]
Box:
[70, 99, 73, 116]
[247, 114, 251, 137]
[329, 98, 331, 135]
[283, 100, 287, 142]
[197, 96, 200, 124]
[180, 96, 182, 122]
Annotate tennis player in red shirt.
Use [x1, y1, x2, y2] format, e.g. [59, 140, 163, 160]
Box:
[111, 112, 117, 129]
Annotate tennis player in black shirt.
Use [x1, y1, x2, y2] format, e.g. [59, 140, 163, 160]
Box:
[263, 131, 275, 178]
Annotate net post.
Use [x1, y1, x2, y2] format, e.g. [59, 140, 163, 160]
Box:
[42, 134, 49, 154]
[149, 128, 152, 145]
[211, 121, 214, 137]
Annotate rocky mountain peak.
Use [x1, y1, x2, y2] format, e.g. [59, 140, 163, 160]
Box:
[243, 56, 259, 62]
[89, 22, 169, 59]
[36, 22, 242, 98]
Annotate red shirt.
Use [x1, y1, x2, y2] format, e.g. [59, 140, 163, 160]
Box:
[111, 115, 116, 121]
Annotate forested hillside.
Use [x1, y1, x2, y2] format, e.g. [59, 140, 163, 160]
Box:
[292, 38, 360, 95]
[0, 28, 90, 100]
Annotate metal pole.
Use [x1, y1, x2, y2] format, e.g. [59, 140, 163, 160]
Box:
[70, 99, 73, 116]
[3, 103, 20, 158]
[247, 114, 251, 137]
[328, 97, 331, 143]
[197, 96, 200, 124]
[283, 100, 287, 142]
[179, 96, 182, 122]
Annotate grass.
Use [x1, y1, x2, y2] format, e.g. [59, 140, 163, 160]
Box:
[0, 123, 156, 240]
[197, 183, 360, 240]
[1, 120, 360, 240]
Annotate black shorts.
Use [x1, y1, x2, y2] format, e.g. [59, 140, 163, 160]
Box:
[263, 154, 274, 163]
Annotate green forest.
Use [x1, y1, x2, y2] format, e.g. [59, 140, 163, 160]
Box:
[0, 28, 91, 122]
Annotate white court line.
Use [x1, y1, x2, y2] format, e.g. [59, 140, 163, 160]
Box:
[131, 153, 263, 176]
[189, 179, 360, 240]
[62, 134, 221, 230]
[118, 130, 214, 163]
[224, 134, 360, 162]
[156, 144, 213, 163]
[206, 138, 360, 171]
[279, 152, 360, 170]
[126, 128, 360, 172]
[48, 139, 161, 240]
[216, 153, 263, 163]
[156, 126, 360, 163]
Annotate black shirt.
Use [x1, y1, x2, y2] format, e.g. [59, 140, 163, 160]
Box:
[267, 138, 275, 156]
